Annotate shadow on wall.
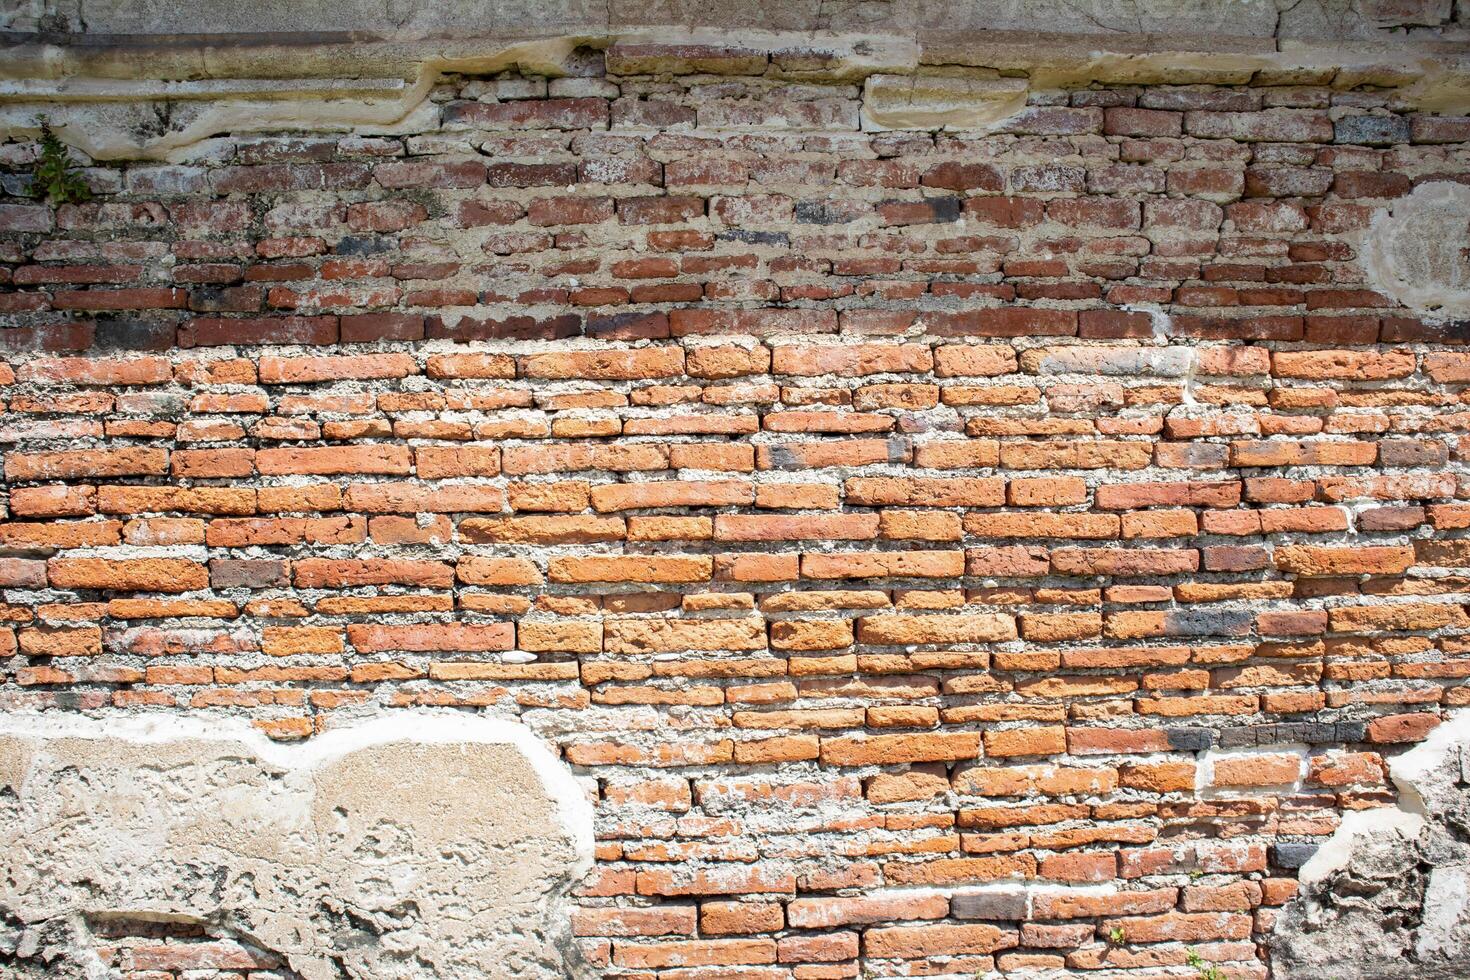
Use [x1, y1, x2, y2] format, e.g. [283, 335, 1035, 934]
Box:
[0, 712, 595, 979]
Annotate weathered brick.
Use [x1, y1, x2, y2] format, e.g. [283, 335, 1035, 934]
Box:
[48, 558, 208, 593]
[0, 53, 1461, 968]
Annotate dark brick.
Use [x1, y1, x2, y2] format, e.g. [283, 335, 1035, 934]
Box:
[92, 316, 178, 351]
[951, 891, 1029, 920]
[585, 311, 670, 340]
[427, 313, 582, 342]
[1166, 728, 1216, 752]
[334, 236, 397, 256]
[210, 560, 289, 589]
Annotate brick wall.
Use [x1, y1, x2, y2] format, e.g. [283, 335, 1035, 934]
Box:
[3, 43, 1470, 978]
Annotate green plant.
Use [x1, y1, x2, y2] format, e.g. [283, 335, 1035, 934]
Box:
[1108, 925, 1127, 945]
[1185, 947, 1226, 980]
[31, 117, 91, 205]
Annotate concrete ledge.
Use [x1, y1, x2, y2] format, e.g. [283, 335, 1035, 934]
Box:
[0, 23, 1467, 159]
[3, 0, 1466, 40]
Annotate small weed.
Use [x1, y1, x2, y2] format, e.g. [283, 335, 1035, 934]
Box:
[31, 117, 91, 205]
[1185, 946, 1226, 980]
[1108, 925, 1127, 945]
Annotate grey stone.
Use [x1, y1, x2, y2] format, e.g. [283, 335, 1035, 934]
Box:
[550, 77, 620, 98]
[718, 229, 790, 245]
[0, 2, 1458, 160]
[209, 558, 289, 588]
[794, 200, 863, 224]
[0, 0, 1440, 42]
[1163, 608, 1253, 637]
[1334, 114, 1410, 146]
[0, 174, 35, 196]
[1273, 843, 1319, 869]
[123, 164, 211, 195]
[1029, 346, 1194, 378]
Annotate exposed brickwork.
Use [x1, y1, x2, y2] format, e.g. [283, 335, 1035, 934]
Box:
[87, 920, 299, 979]
[3, 47, 1470, 978]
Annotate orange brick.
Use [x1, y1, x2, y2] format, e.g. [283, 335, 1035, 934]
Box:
[48, 558, 208, 593]
[983, 726, 1067, 758]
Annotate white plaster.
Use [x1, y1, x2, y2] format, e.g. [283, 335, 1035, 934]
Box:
[1417, 866, 1470, 959]
[0, 710, 594, 979]
[1362, 181, 1470, 322]
[1388, 706, 1470, 817]
[1296, 805, 1425, 887]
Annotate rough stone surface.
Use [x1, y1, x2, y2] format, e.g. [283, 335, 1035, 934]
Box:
[862, 74, 1030, 131]
[0, 0, 1447, 38]
[0, 713, 594, 979]
[1271, 713, 1470, 978]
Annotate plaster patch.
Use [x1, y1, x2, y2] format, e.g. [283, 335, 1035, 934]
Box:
[1362, 180, 1470, 323]
[0, 712, 594, 979]
[860, 73, 1030, 131]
